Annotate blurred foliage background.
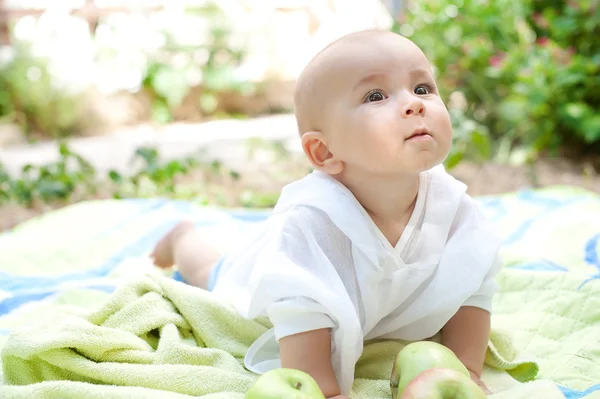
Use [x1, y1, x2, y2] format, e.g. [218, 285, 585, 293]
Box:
[0, 0, 598, 216]
[0, 1, 256, 138]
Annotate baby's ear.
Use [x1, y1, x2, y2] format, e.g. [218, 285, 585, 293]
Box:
[301, 131, 344, 175]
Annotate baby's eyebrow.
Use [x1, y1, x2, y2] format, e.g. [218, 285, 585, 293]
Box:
[352, 73, 387, 91]
[408, 67, 434, 79]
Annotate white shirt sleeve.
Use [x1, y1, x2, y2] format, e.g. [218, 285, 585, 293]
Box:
[444, 190, 503, 313]
[268, 297, 336, 341]
[462, 255, 502, 312]
[263, 206, 355, 341]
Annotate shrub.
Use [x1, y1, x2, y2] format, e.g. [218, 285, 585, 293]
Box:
[0, 43, 84, 138]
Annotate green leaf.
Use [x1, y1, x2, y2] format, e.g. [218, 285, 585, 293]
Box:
[58, 142, 70, 157]
[581, 115, 600, 143]
[151, 66, 190, 109]
[471, 130, 492, 160]
[108, 170, 122, 183]
[202, 67, 236, 92]
[36, 180, 71, 200]
[199, 93, 219, 114]
[165, 160, 186, 177]
[562, 102, 592, 120]
[150, 99, 172, 124]
[499, 98, 529, 123]
[135, 147, 159, 167]
[444, 150, 464, 170]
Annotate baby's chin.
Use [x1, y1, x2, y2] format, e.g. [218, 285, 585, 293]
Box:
[412, 141, 452, 169]
[404, 153, 449, 174]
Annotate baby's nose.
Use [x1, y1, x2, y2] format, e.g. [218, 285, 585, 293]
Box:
[403, 100, 425, 117]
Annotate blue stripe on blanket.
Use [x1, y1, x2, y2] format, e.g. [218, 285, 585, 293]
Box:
[579, 233, 600, 288]
[0, 285, 117, 316]
[477, 197, 508, 221]
[560, 384, 600, 398]
[0, 291, 54, 315]
[0, 206, 268, 306]
[584, 233, 600, 270]
[511, 260, 569, 272]
[503, 197, 583, 245]
[223, 209, 270, 222]
[0, 263, 118, 292]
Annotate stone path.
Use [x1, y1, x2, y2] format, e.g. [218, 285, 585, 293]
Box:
[0, 114, 302, 178]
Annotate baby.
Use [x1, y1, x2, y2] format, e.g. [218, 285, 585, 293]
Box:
[152, 30, 501, 398]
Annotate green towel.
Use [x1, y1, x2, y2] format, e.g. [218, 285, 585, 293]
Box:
[0, 272, 558, 398]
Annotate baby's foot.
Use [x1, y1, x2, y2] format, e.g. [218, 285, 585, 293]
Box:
[151, 220, 195, 268]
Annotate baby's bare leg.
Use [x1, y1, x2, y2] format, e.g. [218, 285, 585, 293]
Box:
[151, 221, 222, 289]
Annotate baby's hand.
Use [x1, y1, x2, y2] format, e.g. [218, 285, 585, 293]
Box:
[469, 370, 491, 395]
[327, 396, 349, 399]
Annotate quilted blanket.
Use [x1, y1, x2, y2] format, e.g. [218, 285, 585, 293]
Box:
[0, 187, 598, 398]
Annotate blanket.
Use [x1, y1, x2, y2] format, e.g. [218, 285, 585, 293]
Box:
[0, 187, 599, 398]
[0, 271, 556, 399]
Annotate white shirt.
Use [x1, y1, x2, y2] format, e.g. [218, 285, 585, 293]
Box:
[212, 165, 502, 395]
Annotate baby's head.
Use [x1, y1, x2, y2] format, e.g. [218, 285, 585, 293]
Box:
[294, 30, 452, 180]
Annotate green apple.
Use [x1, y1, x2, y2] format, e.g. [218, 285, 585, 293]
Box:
[245, 368, 326, 399]
[400, 368, 487, 399]
[390, 341, 470, 398]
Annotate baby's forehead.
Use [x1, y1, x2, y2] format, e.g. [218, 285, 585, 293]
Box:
[335, 32, 421, 60]
[305, 34, 432, 87]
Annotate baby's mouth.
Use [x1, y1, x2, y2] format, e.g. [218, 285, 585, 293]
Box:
[406, 128, 432, 140]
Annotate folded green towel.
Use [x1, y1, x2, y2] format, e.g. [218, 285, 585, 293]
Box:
[0, 272, 551, 398]
[486, 328, 539, 382]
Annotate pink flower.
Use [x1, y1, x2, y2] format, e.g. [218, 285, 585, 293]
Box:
[536, 36, 550, 46]
[489, 52, 506, 67]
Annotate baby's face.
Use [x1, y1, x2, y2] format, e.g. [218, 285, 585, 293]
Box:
[318, 32, 452, 177]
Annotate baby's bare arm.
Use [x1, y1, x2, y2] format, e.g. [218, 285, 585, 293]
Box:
[279, 328, 345, 399]
[441, 306, 490, 378]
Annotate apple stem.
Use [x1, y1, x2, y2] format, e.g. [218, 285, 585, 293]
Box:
[294, 382, 303, 390]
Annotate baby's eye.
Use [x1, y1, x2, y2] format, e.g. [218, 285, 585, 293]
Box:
[364, 89, 387, 103]
[414, 84, 433, 95]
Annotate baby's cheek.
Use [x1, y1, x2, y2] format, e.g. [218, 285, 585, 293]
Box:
[436, 105, 453, 130]
[372, 137, 403, 159]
